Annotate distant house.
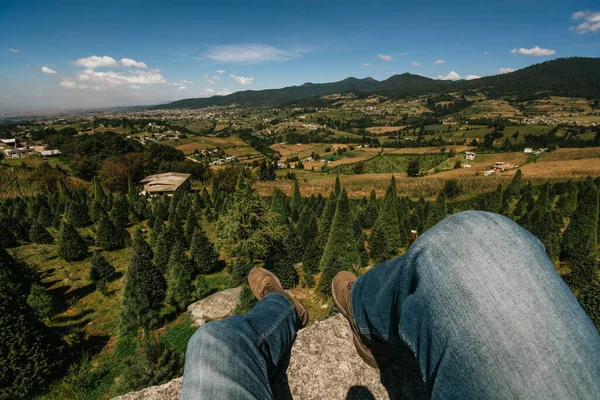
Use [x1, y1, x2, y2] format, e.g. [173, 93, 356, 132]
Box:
[493, 162, 505, 171]
[139, 172, 191, 197]
[463, 164, 472, 168]
[465, 151, 476, 161]
[40, 149, 61, 157]
[524, 147, 533, 153]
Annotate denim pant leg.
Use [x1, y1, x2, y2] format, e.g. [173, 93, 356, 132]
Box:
[351, 211, 600, 399]
[180, 293, 298, 399]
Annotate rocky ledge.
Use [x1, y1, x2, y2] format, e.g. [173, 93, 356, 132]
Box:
[114, 312, 426, 399]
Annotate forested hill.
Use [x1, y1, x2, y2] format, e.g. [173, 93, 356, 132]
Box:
[151, 57, 600, 110]
[151, 77, 377, 109]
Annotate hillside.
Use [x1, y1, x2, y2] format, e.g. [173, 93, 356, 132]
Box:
[152, 77, 378, 109]
[152, 57, 600, 110]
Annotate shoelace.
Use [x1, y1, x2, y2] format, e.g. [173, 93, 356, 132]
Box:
[260, 283, 276, 299]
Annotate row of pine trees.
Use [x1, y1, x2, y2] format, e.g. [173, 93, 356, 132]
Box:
[1, 170, 598, 398]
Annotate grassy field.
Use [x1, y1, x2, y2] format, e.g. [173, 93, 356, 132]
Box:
[174, 136, 262, 159]
[255, 148, 600, 199]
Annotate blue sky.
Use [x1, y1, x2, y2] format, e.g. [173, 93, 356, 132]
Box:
[1, 0, 599, 110]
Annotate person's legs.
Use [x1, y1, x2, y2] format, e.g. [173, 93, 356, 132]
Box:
[350, 211, 600, 398]
[180, 293, 298, 400]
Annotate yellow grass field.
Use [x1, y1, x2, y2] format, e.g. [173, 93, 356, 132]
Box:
[366, 126, 405, 134]
[254, 148, 600, 200]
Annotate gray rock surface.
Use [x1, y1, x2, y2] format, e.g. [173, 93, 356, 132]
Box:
[187, 286, 242, 327]
[112, 313, 426, 399]
[112, 378, 182, 400]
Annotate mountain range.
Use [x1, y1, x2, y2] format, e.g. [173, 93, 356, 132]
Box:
[151, 57, 600, 110]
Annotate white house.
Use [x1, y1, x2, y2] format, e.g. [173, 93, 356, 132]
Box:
[465, 151, 476, 161]
[524, 148, 533, 153]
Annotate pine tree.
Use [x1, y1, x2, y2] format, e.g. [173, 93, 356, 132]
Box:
[29, 221, 54, 244]
[362, 189, 379, 229]
[110, 194, 130, 228]
[230, 259, 254, 287]
[166, 242, 194, 312]
[89, 252, 117, 284]
[184, 208, 198, 244]
[153, 231, 171, 274]
[368, 223, 393, 264]
[210, 177, 220, 203]
[561, 183, 599, 285]
[334, 175, 341, 198]
[370, 183, 401, 256]
[57, 222, 87, 261]
[0, 215, 18, 248]
[530, 211, 561, 261]
[120, 230, 166, 334]
[425, 192, 447, 231]
[36, 208, 53, 227]
[89, 198, 106, 222]
[299, 212, 318, 249]
[316, 191, 337, 249]
[319, 190, 360, 276]
[92, 177, 107, 206]
[291, 179, 302, 217]
[318, 257, 344, 296]
[270, 188, 289, 225]
[216, 173, 283, 261]
[96, 215, 125, 251]
[0, 275, 64, 399]
[264, 239, 298, 289]
[165, 213, 185, 249]
[190, 228, 219, 274]
[233, 283, 258, 316]
[66, 200, 91, 228]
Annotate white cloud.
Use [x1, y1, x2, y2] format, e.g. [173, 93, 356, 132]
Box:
[59, 80, 77, 88]
[75, 68, 166, 88]
[205, 44, 303, 63]
[482, 51, 489, 55]
[120, 58, 147, 68]
[197, 88, 232, 97]
[178, 86, 187, 91]
[465, 74, 481, 80]
[511, 46, 556, 56]
[230, 74, 254, 85]
[377, 54, 393, 61]
[570, 11, 600, 34]
[172, 79, 196, 85]
[212, 75, 220, 81]
[411, 61, 421, 67]
[74, 55, 119, 69]
[216, 70, 225, 75]
[204, 74, 215, 85]
[41, 66, 57, 74]
[435, 59, 446, 64]
[437, 71, 461, 81]
[362, 63, 370, 67]
[9, 48, 20, 53]
[130, 85, 141, 89]
[497, 67, 516, 74]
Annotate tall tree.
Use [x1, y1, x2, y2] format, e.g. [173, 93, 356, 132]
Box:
[120, 230, 166, 334]
[57, 222, 87, 261]
[319, 190, 360, 293]
[89, 251, 118, 285]
[166, 242, 195, 312]
[561, 183, 599, 284]
[96, 214, 125, 251]
[291, 179, 302, 217]
[362, 189, 379, 229]
[190, 228, 219, 274]
[29, 221, 53, 244]
[216, 173, 282, 261]
[153, 231, 171, 274]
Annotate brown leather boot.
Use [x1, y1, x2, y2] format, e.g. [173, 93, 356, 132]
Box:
[332, 271, 395, 368]
[248, 268, 309, 328]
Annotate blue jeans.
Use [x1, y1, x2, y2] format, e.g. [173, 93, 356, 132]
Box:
[181, 211, 600, 399]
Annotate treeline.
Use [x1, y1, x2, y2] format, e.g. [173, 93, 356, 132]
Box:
[1, 168, 599, 397]
[45, 131, 210, 188]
